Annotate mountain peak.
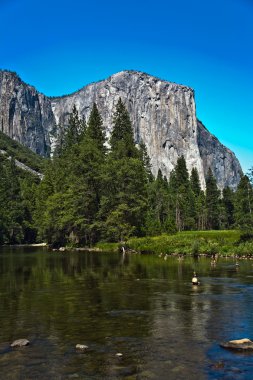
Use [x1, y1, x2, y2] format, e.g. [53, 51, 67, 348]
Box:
[107, 70, 193, 91]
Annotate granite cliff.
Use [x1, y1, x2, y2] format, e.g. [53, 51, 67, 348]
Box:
[0, 69, 242, 189]
[0, 70, 54, 156]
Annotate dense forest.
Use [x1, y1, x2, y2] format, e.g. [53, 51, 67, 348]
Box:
[0, 100, 252, 247]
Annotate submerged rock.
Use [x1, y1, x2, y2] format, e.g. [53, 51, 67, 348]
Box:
[10, 339, 30, 347]
[220, 338, 253, 350]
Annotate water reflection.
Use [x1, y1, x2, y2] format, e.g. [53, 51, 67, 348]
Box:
[0, 247, 253, 379]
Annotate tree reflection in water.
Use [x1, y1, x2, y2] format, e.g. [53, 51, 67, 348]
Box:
[0, 247, 253, 379]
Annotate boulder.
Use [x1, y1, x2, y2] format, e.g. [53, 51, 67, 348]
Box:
[11, 339, 30, 347]
[76, 344, 88, 350]
[220, 338, 253, 350]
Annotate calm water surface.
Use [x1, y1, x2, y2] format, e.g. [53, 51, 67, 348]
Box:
[0, 247, 253, 379]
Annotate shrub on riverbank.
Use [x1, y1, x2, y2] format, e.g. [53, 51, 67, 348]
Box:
[97, 230, 252, 256]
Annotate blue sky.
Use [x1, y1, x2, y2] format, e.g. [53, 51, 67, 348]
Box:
[0, 0, 252, 171]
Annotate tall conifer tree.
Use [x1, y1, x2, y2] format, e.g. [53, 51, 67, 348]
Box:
[100, 99, 148, 241]
[221, 187, 235, 229]
[110, 98, 137, 158]
[86, 103, 106, 152]
[234, 175, 253, 231]
[205, 168, 220, 229]
[190, 168, 201, 196]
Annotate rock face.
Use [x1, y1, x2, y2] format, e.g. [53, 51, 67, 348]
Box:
[0, 70, 54, 156]
[197, 120, 242, 190]
[0, 69, 242, 189]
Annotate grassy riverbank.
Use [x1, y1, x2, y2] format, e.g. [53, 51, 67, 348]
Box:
[96, 230, 253, 257]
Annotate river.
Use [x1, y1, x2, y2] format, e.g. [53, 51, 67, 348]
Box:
[0, 247, 253, 379]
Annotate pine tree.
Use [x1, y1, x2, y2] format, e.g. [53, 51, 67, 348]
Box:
[138, 141, 153, 182]
[110, 98, 137, 158]
[205, 168, 220, 229]
[20, 178, 38, 243]
[36, 104, 106, 246]
[196, 190, 207, 230]
[234, 175, 253, 231]
[86, 103, 106, 152]
[221, 187, 235, 229]
[145, 169, 170, 234]
[100, 156, 148, 241]
[175, 156, 189, 187]
[190, 168, 201, 197]
[0, 159, 9, 243]
[100, 100, 148, 241]
[171, 156, 194, 231]
[190, 168, 202, 229]
[63, 105, 82, 151]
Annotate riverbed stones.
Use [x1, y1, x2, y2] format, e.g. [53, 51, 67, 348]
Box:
[220, 338, 253, 350]
[10, 339, 30, 347]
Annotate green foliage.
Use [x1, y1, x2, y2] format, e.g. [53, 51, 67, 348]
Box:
[124, 230, 241, 256]
[37, 101, 151, 245]
[55, 105, 86, 156]
[220, 187, 235, 229]
[110, 98, 137, 158]
[99, 156, 148, 241]
[234, 175, 253, 231]
[169, 156, 195, 231]
[0, 130, 45, 172]
[1, 100, 253, 248]
[0, 157, 39, 244]
[36, 105, 106, 246]
[138, 141, 154, 182]
[86, 103, 106, 153]
[190, 167, 201, 196]
[205, 168, 221, 229]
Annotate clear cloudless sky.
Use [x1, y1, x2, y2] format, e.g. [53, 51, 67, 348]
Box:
[0, 0, 252, 172]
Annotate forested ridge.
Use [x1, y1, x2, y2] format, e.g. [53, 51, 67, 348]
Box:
[0, 100, 252, 246]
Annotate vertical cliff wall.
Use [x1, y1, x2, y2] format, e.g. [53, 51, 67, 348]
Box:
[0, 70, 54, 155]
[51, 71, 206, 186]
[0, 69, 243, 189]
[197, 120, 242, 189]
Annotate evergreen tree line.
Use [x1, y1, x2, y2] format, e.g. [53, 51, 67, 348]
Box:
[0, 156, 38, 244]
[0, 100, 253, 245]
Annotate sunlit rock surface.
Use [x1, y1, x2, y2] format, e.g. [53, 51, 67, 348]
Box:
[0, 70, 242, 189]
[0, 70, 54, 155]
[220, 338, 253, 350]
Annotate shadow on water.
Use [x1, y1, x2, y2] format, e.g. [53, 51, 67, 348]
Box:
[0, 247, 253, 379]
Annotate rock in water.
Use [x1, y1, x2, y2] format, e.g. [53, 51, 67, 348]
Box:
[220, 338, 253, 351]
[10, 339, 30, 347]
[192, 271, 200, 285]
[76, 344, 88, 350]
[0, 70, 242, 190]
